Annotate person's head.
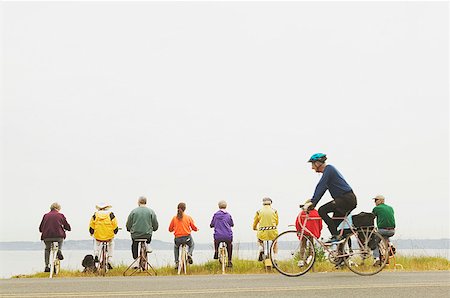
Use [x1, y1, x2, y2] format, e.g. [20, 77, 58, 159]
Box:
[262, 197, 272, 205]
[96, 202, 112, 211]
[218, 200, 227, 209]
[308, 153, 327, 173]
[177, 202, 186, 219]
[50, 202, 61, 211]
[138, 196, 147, 206]
[373, 195, 385, 206]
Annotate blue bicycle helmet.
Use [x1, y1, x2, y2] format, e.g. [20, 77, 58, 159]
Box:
[308, 153, 327, 163]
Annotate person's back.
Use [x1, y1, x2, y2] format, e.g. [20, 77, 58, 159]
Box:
[372, 197, 395, 230]
[90, 210, 118, 241]
[210, 200, 234, 267]
[253, 203, 279, 241]
[126, 196, 159, 260]
[39, 202, 71, 272]
[89, 203, 118, 268]
[253, 197, 278, 261]
[169, 202, 198, 268]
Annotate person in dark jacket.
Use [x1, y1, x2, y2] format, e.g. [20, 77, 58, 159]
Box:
[39, 202, 71, 272]
[210, 200, 234, 267]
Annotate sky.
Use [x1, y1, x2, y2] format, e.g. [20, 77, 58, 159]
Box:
[1, 1, 449, 245]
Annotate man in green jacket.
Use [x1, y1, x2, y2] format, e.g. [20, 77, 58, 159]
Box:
[126, 196, 159, 259]
[372, 195, 396, 265]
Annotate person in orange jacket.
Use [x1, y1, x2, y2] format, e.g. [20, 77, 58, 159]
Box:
[168, 202, 198, 268]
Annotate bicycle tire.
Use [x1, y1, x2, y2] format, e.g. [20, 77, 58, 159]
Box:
[178, 245, 187, 275]
[54, 258, 60, 275]
[270, 230, 315, 277]
[343, 228, 388, 276]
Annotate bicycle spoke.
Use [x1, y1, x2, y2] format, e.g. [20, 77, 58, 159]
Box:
[344, 228, 388, 276]
[271, 230, 315, 277]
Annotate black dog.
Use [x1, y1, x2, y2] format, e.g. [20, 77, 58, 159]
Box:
[82, 254, 97, 273]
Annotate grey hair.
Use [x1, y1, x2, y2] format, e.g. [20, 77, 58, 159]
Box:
[218, 200, 227, 209]
[262, 197, 272, 205]
[138, 196, 147, 205]
[50, 202, 61, 211]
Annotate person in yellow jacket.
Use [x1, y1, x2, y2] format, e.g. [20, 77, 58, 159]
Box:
[252, 197, 279, 261]
[89, 202, 118, 269]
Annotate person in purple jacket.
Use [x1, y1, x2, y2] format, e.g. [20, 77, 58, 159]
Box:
[210, 200, 234, 267]
[39, 202, 71, 272]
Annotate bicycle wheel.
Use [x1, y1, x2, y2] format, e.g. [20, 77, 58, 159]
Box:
[343, 228, 388, 276]
[178, 245, 186, 275]
[54, 258, 60, 275]
[270, 230, 315, 277]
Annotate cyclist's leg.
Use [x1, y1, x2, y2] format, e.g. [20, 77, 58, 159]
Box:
[107, 239, 114, 267]
[374, 229, 395, 259]
[56, 239, 63, 260]
[174, 237, 182, 265]
[225, 239, 233, 262]
[318, 201, 339, 236]
[131, 239, 139, 259]
[94, 240, 101, 262]
[213, 240, 219, 259]
[187, 235, 194, 256]
[43, 240, 52, 270]
[257, 238, 264, 260]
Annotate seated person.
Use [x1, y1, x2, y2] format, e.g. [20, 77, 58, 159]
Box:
[252, 197, 278, 261]
[126, 196, 159, 260]
[89, 202, 118, 269]
[39, 202, 71, 272]
[210, 200, 234, 267]
[169, 202, 198, 268]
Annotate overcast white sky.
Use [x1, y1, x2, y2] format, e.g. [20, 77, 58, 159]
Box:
[1, 1, 448, 244]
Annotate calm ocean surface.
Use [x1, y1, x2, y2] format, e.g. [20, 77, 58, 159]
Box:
[1, 248, 449, 279]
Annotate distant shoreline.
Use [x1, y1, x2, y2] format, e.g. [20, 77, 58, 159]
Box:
[1, 238, 449, 251]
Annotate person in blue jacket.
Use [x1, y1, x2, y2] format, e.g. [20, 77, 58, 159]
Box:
[303, 153, 357, 243]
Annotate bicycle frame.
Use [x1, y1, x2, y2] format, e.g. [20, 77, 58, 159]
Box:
[178, 244, 188, 275]
[49, 242, 59, 278]
[218, 242, 228, 274]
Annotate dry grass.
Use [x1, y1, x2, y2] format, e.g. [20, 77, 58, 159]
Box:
[12, 255, 450, 278]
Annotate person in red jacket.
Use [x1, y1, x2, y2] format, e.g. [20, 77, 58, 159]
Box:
[39, 202, 71, 272]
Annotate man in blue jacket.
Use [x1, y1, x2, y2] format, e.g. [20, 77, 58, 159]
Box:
[210, 200, 234, 267]
[304, 153, 357, 243]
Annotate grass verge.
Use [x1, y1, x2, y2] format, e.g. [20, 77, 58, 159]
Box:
[12, 255, 450, 278]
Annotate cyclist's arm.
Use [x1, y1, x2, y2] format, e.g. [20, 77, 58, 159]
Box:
[311, 174, 329, 206]
[62, 214, 71, 231]
[126, 212, 133, 232]
[110, 212, 119, 234]
[190, 217, 199, 232]
[89, 214, 95, 235]
[168, 217, 175, 232]
[152, 212, 159, 232]
[209, 215, 215, 228]
[252, 212, 259, 231]
[229, 215, 234, 227]
[274, 210, 279, 226]
[39, 215, 45, 233]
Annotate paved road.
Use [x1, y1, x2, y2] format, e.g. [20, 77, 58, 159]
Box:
[1, 271, 449, 297]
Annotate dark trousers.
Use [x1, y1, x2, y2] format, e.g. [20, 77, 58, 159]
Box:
[318, 191, 357, 236]
[43, 238, 63, 267]
[131, 237, 151, 259]
[214, 239, 233, 261]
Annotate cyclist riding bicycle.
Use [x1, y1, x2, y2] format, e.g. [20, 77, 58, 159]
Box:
[39, 202, 71, 272]
[89, 202, 119, 269]
[169, 202, 198, 269]
[304, 153, 357, 243]
[210, 200, 234, 267]
[126, 196, 159, 260]
[253, 197, 279, 261]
